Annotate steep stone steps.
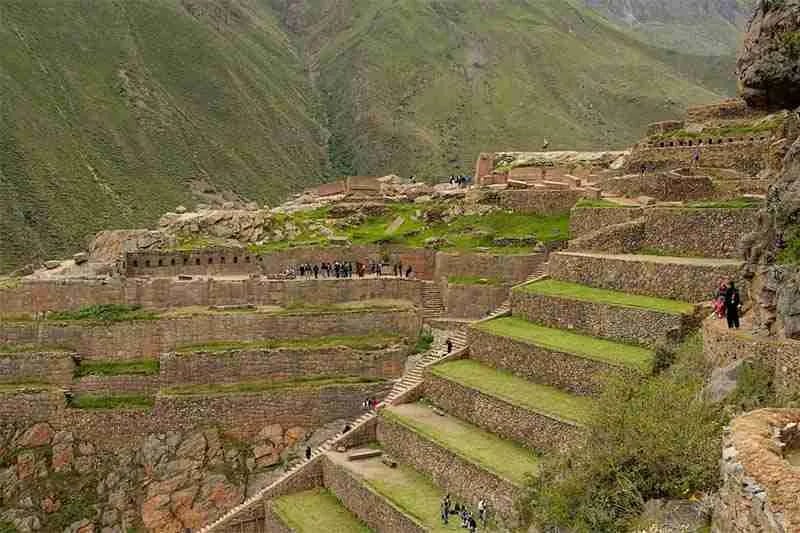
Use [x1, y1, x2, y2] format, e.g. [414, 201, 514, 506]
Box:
[512, 279, 698, 347]
[549, 251, 744, 302]
[269, 488, 371, 532]
[470, 317, 654, 395]
[323, 450, 503, 532]
[422, 282, 444, 319]
[377, 403, 538, 526]
[425, 359, 591, 453]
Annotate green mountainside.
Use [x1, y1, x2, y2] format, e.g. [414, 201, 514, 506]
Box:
[0, 0, 749, 271]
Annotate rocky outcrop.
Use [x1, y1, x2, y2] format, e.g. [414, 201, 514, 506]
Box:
[158, 209, 274, 244]
[742, 110, 800, 338]
[737, 0, 800, 109]
[0, 420, 342, 532]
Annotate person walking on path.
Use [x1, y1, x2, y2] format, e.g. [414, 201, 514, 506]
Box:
[724, 281, 742, 329]
[478, 499, 487, 527]
[446, 338, 453, 354]
[305, 446, 312, 460]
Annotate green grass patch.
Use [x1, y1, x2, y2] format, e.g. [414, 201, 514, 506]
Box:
[432, 359, 594, 424]
[574, 199, 622, 208]
[519, 279, 694, 315]
[412, 330, 434, 354]
[47, 304, 158, 322]
[476, 317, 654, 372]
[279, 300, 411, 315]
[383, 404, 539, 484]
[69, 394, 154, 410]
[0, 277, 22, 290]
[447, 275, 504, 286]
[0, 383, 54, 393]
[273, 489, 372, 533]
[684, 197, 762, 209]
[777, 225, 800, 265]
[163, 375, 384, 396]
[0, 343, 70, 354]
[176, 334, 404, 354]
[75, 359, 159, 378]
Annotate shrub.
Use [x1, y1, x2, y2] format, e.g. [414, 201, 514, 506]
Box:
[526, 333, 724, 532]
[48, 304, 157, 322]
[413, 329, 434, 354]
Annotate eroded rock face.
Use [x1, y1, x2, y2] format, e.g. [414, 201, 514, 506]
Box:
[737, 0, 800, 109]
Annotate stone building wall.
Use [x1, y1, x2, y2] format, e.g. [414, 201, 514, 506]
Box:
[423, 373, 582, 453]
[712, 408, 800, 533]
[468, 328, 632, 395]
[0, 308, 422, 359]
[511, 289, 696, 347]
[0, 351, 75, 385]
[376, 416, 523, 526]
[321, 456, 425, 533]
[569, 207, 644, 238]
[596, 174, 716, 201]
[550, 252, 744, 303]
[434, 251, 546, 284]
[567, 220, 646, 254]
[0, 277, 425, 315]
[0, 389, 65, 424]
[441, 283, 510, 319]
[159, 346, 409, 386]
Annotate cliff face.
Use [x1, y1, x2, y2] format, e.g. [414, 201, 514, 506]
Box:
[737, 0, 800, 109]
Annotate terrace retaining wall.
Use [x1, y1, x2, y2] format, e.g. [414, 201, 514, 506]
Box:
[0, 351, 75, 385]
[160, 345, 409, 386]
[569, 207, 644, 238]
[468, 328, 634, 395]
[435, 251, 546, 284]
[423, 373, 582, 453]
[442, 284, 509, 319]
[0, 308, 421, 359]
[510, 290, 696, 347]
[377, 415, 523, 526]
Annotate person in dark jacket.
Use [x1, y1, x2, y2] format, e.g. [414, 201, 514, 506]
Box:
[724, 281, 742, 329]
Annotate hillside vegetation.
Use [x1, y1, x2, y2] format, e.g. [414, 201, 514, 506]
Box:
[0, 0, 748, 271]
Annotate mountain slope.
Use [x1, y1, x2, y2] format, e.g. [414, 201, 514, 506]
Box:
[0, 0, 328, 272]
[276, 0, 740, 180]
[0, 0, 752, 271]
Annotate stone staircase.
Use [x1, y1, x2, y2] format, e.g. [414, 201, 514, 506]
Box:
[422, 281, 444, 320]
[199, 329, 468, 532]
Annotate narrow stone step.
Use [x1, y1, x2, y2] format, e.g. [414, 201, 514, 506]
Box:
[347, 448, 383, 461]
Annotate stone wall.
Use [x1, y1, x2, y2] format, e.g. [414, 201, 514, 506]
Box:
[321, 456, 424, 533]
[468, 328, 632, 395]
[0, 308, 421, 359]
[641, 208, 757, 259]
[685, 99, 755, 123]
[0, 381, 390, 450]
[73, 375, 161, 396]
[569, 207, 643, 238]
[434, 251, 546, 284]
[550, 252, 744, 303]
[441, 283, 509, 319]
[567, 220, 646, 255]
[496, 188, 581, 215]
[0, 277, 426, 315]
[702, 319, 800, 397]
[712, 408, 800, 533]
[511, 289, 696, 347]
[596, 174, 715, 201]
[376, 415, 523, 526]
[160, 345, 409, 386]
[423, 373, 583, 453]
[625, 141, 767, 174]
[0, 351, 75, 385]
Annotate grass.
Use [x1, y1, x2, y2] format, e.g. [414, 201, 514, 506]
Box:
[384, 404, 540, 484]
[0, 343, 70, 354]
[278, 299, 412, 315]
[0, 383, 54, 393]
[47, 304, 158, 322]
[273, 489, 372, 533]
[69, 394, 154, 410]
[162, 375, 384, 396]
[476, 317, 654, 372]
[75, 359, 159, 378]
[574, 199, 622, 208]
[412, 330, 434, 354]
[175, 334, 404, 354]
[432, 359, 594, 425]
[684, 197, 763, 209]
[447, 275, 504, 286]
[519, 279, 695, 315]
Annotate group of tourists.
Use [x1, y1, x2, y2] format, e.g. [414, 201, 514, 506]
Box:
[288, 260, 414, 279]
[441, 494, 487, 531]
[713, 279, 742, 329]
[448, 175, 471, 188]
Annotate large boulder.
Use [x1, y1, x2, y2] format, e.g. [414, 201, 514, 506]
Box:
[737, 0, 800, 109]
